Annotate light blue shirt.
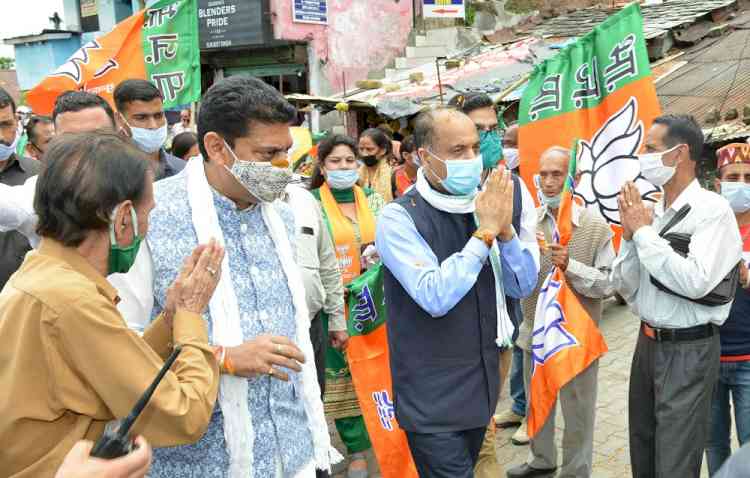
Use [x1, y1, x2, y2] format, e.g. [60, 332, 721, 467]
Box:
[376, 202, 538, 318]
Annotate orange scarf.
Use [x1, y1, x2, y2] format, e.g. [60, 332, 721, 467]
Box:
[319, 183, 376, 284]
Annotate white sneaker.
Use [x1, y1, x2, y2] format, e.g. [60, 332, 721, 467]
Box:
[511, 419, 529, 446]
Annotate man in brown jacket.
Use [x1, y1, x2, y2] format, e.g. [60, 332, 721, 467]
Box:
[507, 146, 615, 478]
[0, 132, 224, 477]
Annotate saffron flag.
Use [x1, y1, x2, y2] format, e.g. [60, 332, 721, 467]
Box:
[518, 3, 662, 251]
[345, 264, 418, 478]
[27, 0, 200, 115]
[527, 148, 609, 438]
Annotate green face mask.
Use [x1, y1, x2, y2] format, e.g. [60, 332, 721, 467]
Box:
[108, 204, 143, 275]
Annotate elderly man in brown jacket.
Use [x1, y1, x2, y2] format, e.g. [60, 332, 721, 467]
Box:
[507, 146, 615, 478]
[0, 132, 224, 477]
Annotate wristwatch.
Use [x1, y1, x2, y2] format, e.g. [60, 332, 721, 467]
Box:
[472, 229, 495, 248]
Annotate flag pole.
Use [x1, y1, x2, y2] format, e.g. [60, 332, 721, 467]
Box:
[494, 73, 531, 105]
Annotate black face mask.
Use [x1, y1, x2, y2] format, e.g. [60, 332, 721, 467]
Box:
[362, 155, 379, 167]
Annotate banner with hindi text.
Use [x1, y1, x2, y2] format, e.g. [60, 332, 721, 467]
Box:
[518, 3, 662, 250]
[27, 0, 200, 115]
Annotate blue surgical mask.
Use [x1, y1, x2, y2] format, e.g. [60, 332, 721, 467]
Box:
[428, 150, 483, 196]
[722, 181, 750, 213]
[0, 132, 19, 161]
[479, 130, 502, 170]
[125, 120, 168, 153]
[541, 193, 562, 209]
[326, 169, 359, 190]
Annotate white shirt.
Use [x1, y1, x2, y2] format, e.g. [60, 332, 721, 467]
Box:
[0, 175, 38, 247]
[611, 179, 742, 328]
[284, 185, 346, 331]
[171, 122, 193, 137]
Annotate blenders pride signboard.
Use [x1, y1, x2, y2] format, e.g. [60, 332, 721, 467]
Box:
[198, 0, 264, 49]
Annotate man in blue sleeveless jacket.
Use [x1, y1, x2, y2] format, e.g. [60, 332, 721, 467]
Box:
[450, 93, 541, 452]
[376, 108, 538, 477]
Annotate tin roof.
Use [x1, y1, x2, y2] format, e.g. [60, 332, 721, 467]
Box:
[657, 19, 750, 132]
[286, 38, 556, 119]
[527, 0, 737, 39]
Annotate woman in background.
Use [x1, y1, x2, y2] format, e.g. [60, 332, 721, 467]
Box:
[357, 128, 394, 203]
[310, 134, 385, 478]
[391, 135, 418, 198]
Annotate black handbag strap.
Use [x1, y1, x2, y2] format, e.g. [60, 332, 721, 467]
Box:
[658, 204, 691, 236]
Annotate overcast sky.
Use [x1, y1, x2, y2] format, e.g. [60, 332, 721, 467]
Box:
[0, 0, 65, 58]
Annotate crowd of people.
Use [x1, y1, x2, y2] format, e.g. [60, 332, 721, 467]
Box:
[0, 73, 748, 478]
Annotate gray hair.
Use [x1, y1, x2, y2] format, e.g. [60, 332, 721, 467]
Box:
[413, 107, 464, 150]
[541, 146, 570, 159]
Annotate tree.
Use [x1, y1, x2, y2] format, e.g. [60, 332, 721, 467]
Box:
[0, 57, 15, 70]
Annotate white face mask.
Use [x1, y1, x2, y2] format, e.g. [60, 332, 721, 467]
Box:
[638, 144, 681, 187]
[124, 118, 168, 154]
[503, 148, 519, 170]
[0, 131, 19, 161]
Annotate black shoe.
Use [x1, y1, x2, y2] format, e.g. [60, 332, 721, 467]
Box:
[506, 463, 557, 478]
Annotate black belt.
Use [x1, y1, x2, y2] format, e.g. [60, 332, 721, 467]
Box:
[641, 322, 716, 342]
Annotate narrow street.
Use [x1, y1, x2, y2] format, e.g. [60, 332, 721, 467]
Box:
[496, 299, 637, 478]
[332, 299, 727, 477]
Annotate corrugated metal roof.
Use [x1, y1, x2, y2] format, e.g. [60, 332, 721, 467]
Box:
[286, 38, 556, 119]
[657, 25, 750, 127]
[528, 0, 737, 39]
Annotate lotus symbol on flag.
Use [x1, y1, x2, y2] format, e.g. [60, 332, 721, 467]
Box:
[574, 97, 660, 225]
[532, 275, 579, 370]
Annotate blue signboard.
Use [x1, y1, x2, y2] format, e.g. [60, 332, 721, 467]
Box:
[423, 0, 465, 18]
[293, 0, 328, 25]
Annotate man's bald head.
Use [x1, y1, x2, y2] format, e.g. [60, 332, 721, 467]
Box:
[414, 108, 476, 151]
[540, 146, 570, 168]
[539, 146, 570, 199]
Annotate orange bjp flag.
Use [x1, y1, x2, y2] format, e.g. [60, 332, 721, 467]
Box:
[527, 147, 609, 438]
[27, 0, 200, 115]
[345, 264, 418, 478]
[518, 3, 662, 252]
[27, 12, 145, 115]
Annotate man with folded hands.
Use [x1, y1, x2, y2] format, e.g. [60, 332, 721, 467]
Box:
[612, 114, 742, 478]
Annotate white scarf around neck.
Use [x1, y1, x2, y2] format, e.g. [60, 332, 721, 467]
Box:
[185, 157, 342, 477]
[415, 168, 515, 347]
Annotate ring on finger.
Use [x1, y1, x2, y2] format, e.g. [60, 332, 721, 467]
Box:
[276, 344, 282, 355]
[206, 266, 217, 276]
[267, 367, 274, 376]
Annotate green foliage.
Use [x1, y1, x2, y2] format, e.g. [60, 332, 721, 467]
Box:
[465, 2, 476, 25]
[0, 57, 15, 70]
